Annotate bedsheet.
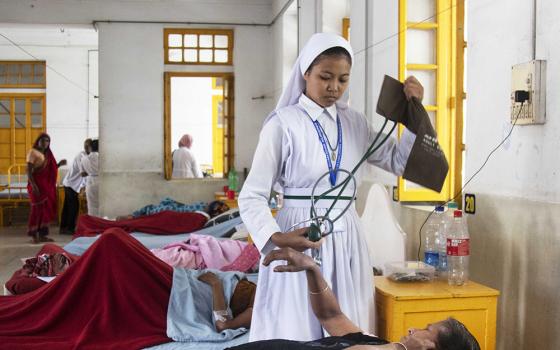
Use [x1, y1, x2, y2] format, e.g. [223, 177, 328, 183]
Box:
[144, 333, 249, 350]
[64, 216, 243, 255]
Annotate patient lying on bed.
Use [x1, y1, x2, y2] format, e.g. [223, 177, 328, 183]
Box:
[0, 229, 255, 349]
[229, 248, 480, 350]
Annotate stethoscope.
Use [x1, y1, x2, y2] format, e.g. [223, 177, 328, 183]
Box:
[285, 117, 397, 265]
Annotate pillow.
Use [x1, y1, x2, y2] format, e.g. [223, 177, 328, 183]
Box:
[203, 208, 240, 228]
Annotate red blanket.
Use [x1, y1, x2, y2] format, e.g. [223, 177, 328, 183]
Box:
[73, 210, 208, 238]
[0, 228, 173, 349]
[5, 244, 80, 295]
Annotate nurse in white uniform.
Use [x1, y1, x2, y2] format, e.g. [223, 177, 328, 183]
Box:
[239, 33, 424, 341]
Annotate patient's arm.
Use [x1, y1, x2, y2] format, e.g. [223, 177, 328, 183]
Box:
[263, 248, 361, 337]
[215, 307, 252, 332]
[198, 271, 227, 311]
[198, 272, 252, 332]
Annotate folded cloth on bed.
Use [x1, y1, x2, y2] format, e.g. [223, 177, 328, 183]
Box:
[5, 244, 80, 295]
[0, 228, 173, 349]
[73, 210, 208, 238]
[152, 234, 249, 270]
[167, 269, 248, 342]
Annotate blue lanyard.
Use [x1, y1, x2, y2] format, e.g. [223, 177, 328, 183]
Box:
[312, 116, 342, 187]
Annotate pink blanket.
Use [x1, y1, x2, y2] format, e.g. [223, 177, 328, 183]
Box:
[151, 234, 255, 271]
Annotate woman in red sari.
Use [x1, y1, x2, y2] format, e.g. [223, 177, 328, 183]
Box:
[26, 133, 66, 243]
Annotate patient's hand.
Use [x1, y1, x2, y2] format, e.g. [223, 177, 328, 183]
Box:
[198, 271, 221, 287]
[270, 227, 324, 252]
[263, 247, 318, 273]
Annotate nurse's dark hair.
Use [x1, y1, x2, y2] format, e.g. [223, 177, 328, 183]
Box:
[305, 46, 352, 74]
[436, 318, 481, 350]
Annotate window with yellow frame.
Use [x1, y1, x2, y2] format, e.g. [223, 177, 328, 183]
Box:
[397, 0, 464, 202]
[0, 94, 46, 174]
[164, 29, 234, 65]
[0, 61, 46, 88]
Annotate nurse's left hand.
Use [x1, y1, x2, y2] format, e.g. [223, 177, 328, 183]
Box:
[403, 76, 424, 102]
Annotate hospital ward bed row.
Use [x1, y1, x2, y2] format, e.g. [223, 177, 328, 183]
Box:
[0, 182, 406, 350]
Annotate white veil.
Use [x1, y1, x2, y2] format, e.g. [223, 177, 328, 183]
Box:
[264, 32, 354, 124]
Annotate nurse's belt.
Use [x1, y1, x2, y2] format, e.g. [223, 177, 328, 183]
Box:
[282, 188, 355, 209]
[376, 75, 449, 192]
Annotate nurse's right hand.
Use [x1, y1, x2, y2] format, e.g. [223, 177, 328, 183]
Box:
[270, 228, 324, 252]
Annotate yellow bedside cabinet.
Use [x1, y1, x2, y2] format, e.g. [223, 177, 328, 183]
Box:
[375, 276, 499, 350]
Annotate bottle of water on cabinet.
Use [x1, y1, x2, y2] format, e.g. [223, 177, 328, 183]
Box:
[447, 210, 470, 286]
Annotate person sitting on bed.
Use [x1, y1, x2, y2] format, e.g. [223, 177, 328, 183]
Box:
[0, 229, 256, 349]
[228, 248, 480, 350]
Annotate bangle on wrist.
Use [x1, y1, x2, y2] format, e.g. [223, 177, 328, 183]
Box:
[393, 342, 408, 350]
[309, 284, 329, 295]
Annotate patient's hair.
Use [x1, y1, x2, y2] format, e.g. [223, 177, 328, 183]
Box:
[436, 318, 480, 350]
[306, 46, 352, 74]
[206, 200, 229, 218]
[229, 279, 256, 317]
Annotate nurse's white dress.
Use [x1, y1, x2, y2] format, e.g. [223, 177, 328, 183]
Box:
[239, 93, 414, 341]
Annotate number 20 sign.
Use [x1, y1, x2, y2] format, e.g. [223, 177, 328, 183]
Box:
[464, 194, 476, 215]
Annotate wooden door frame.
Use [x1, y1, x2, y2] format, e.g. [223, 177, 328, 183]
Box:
[163, 72, 234, 180]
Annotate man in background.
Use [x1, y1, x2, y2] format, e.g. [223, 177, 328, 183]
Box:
[59, 138, 92, 234]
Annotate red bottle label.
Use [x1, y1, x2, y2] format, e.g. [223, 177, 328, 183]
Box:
[446, 238, 470, 256]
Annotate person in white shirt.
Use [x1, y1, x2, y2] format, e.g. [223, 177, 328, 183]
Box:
[81, 139, 99, 216]
[172, 134, 203, 178]
[238, 33, 424, 341]
[60, 138, 92, 234]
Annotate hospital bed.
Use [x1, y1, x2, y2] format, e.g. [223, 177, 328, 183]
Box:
[0, 164, 29, 226]
[3, 184, 406, 349]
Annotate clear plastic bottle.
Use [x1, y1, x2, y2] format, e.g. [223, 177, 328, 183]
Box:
[423, 206, 444, 269]
[439, 201, 458, 279]
[447, 210, 470, 285]
[432, 206, 448, 279]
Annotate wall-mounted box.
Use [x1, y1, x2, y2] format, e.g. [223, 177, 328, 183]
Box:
[510, 60, 546, 125]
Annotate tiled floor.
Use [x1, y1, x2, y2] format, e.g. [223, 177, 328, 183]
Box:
[0, 224, 73, 289]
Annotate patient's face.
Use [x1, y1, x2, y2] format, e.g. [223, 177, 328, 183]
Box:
[403, 322, 444, 346]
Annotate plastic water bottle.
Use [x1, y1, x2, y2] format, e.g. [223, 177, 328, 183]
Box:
[439, 201, 458, 279]
[227, 167, 239, 192]
[269, 196, 277, 209]
[423, 206, 445, 269]
[447, 210, 470, 285]
[436, 211, 448, 279]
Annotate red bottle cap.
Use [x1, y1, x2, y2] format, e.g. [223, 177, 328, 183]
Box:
[454, 210, 463, 218]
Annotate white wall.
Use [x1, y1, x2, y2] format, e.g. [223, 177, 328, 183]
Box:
[322, 0, 349, 36]
[0, 0, 274, 25]
[351, 0, 560, 349]
[271, 0, 298, 102]
[349, 0, 400, 185]
[0, 24, 98, 165]
[98, 22, 274, 215]
[467, 0, 560, 203]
